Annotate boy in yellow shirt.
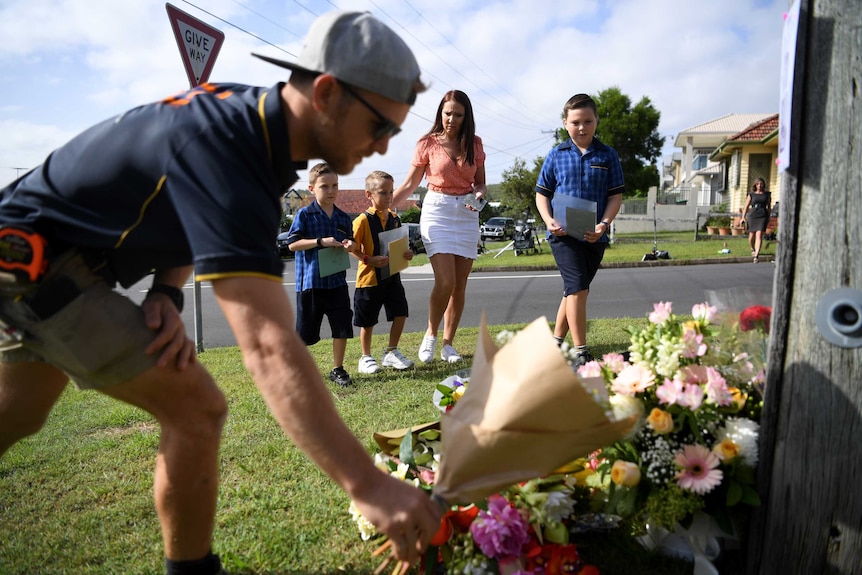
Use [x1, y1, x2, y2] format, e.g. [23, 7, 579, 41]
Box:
[351, 171, 415, 373]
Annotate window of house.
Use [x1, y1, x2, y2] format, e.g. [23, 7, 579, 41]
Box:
[692, 154, 708, 171]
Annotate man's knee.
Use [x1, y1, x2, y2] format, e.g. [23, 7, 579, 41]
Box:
[176, 378, 228, 437]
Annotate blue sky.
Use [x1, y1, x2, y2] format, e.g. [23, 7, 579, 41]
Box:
[0, 0, 787, 189]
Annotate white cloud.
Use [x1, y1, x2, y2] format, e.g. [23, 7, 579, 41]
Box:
[0, 0, 786, 189]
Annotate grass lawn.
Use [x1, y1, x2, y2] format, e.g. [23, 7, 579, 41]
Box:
[0, 317, 704, 575]
[406, 231, 774, 270]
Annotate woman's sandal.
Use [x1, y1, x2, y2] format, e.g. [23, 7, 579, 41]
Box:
[753, 255, 759, 263]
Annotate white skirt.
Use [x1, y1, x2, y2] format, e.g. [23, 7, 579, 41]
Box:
[420, 192, 480, 259]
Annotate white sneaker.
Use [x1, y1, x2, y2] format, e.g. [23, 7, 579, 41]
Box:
[382, 348, 414, 370]
[440, 344, 462, 363]
[358, 355, 381, 374]
[418, 335, 437, 364]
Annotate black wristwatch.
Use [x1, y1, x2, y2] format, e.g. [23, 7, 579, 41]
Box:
[147, 284, 184, 312]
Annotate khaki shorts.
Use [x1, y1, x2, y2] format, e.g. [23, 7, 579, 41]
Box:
[0, 251, 159, 390]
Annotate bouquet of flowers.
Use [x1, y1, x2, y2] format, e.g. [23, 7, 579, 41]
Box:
[353, 315, 637, 574]
[576, 301, 768, 540]
[352, 303, 769, 574]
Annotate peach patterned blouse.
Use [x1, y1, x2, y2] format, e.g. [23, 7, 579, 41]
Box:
[411, 134, 486, 195]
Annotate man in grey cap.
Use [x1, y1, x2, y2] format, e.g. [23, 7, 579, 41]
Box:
[0, 10, 438, 575]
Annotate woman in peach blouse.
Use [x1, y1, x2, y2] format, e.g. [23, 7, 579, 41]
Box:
[393, 90, 487, 364]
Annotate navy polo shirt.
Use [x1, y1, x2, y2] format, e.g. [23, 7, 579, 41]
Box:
[0, 83, 304, 287]
[535, 137, 625, 243]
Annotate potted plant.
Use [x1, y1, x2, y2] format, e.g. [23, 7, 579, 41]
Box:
[705, 204, 732, 235]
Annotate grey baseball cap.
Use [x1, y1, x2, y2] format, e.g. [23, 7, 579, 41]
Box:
[252, 11, 422, 105]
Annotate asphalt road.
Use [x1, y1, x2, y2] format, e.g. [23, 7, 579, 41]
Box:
[122, 259, 775, 350]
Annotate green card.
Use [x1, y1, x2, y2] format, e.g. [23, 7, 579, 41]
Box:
[318, 247, 351, 277]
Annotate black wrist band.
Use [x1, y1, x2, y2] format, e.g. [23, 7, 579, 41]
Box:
[147, 284, 184, 312]
[316, 237, 323, 248]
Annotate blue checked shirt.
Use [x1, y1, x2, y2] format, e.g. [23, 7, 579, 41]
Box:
[286, 201, 354, 291]
[535, 137, 625, 243]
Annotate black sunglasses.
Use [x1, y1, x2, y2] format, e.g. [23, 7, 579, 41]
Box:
[337, 80, 401, 141]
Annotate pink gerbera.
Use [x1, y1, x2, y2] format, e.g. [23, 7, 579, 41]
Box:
[674, 444, 723, 494]
[611, 364, 656, 396]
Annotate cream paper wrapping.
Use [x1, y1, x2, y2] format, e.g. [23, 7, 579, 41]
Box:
[432, 314, 637, 505]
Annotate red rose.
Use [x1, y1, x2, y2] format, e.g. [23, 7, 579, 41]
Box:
[739, 305, 772, 333]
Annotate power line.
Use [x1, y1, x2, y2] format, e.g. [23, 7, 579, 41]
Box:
[180, 0, 297, 56]
[364, 0, 543, 133]
[401, 0, 547, 126]
[227, 0, 305, 39]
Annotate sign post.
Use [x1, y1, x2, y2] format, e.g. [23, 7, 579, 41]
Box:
[166, 3, 224, 88]
[166, 4, 225, 353]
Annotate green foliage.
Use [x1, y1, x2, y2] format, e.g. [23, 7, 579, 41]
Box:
[399, 206, 421, 223]
[706, 203, 732, 228]
[497, 156, 544, 222]
[594, 87, 664, 198]
[641, 484, 705, 530]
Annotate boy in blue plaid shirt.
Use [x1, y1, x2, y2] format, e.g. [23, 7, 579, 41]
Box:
[286, 163, 357, 386]
[535, 93, 624, 366]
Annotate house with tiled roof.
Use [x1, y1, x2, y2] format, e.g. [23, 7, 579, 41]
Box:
[709, 113, 780, 214]
[280, 189, 419, 220]
[662, 113, 775, 207]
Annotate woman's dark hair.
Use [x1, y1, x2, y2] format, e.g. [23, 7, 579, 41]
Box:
[752, 177, 767, 192]
[426, 90, 477, 165]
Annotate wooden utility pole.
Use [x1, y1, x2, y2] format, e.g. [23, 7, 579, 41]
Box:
[746, 0, 862, 572]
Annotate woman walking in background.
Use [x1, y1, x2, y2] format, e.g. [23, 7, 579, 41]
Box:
[743, 177, 771, 263]
[392, 90, 486, 364]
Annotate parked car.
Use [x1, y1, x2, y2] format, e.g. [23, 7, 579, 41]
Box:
[481, 217, 516, 241]
[276, 231, 295, 259]
[406, 223, 425, 254]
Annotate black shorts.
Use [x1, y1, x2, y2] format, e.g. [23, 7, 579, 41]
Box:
[549, 236, 606, 296]
[353, 277, 409, 328]
[295, 285, 353, 345]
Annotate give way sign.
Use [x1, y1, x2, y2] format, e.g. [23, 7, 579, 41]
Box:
[166, 3, 225, 87]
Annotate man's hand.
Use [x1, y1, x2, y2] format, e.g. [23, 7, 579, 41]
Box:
[352, 473, 442, 564]
[143, 295, 195, 370]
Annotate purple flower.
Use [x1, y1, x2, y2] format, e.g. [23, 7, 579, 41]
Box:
[469, 495, 530, 560]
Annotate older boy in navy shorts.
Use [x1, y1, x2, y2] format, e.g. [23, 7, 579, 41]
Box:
[286, 162, 357, 386]
[535, 93, 624, 367]
[351, 171, 415, 374]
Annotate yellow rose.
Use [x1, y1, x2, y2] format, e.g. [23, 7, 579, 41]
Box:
[611, 460, 641, 487]
[713, 438, 740, 461]
[647, 408, 674, 434]
[727, 387, 748, 413]
[452, 386, 466, 401]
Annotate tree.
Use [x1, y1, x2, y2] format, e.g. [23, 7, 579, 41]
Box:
[497, 157, 544, 221]
[555, 87, 663, 198]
